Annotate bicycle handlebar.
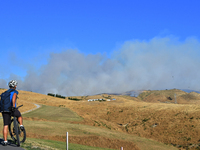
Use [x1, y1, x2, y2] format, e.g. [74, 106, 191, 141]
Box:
[16, 105, 23, 109]
[10, 105, 23, 112]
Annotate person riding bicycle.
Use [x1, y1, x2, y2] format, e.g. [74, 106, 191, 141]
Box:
[1, 80, 24, 146]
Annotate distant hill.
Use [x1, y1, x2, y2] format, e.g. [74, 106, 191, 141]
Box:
[99, 90, 142, 97]
[101, 89, 200, 98]
[136, 89, 200, 104]
[181, 89, 200, 93]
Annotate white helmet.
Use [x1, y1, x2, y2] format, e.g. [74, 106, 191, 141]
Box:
[8, 80, 18, 88]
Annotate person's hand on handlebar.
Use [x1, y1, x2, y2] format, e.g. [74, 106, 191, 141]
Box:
[10, 106, 15, 112]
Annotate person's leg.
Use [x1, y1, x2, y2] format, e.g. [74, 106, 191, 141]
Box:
[18, 116, 23, 125]
[2, 112, 11, 145]
[3, 125, 8, 141]
[14, 109, 23, 127]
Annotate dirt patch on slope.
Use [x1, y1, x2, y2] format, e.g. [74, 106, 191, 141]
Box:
[69, 135, 140, 150]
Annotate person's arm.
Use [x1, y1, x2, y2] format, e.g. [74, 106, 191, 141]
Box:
[12, 93, 17, 107]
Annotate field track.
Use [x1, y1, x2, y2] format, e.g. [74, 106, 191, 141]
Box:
[21, 103, 41, 114]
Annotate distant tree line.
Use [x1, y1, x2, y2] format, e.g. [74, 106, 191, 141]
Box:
[47, 93, 66, 99]
[47, 93, 55, 97]
[47, 93, 82, 101]
[68, 97, 82, 101]
[102, 95, 111, 99]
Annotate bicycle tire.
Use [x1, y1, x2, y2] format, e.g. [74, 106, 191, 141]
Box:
[13, 117, 20, 146]
[9, 117, 26, 145]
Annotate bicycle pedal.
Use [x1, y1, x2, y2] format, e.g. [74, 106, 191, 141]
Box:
[20, 125, 24, 130]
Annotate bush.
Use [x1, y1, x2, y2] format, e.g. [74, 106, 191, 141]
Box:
[47, 93, 55, 97]
[68, 97, 81, 101]
[56, 94, 65, 99]
[47, 93, 66, 99]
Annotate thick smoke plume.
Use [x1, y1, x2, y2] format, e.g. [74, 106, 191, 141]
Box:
[2, 37, 200, 96]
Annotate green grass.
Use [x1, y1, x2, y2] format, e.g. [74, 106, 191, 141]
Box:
[0, 134, 116, 150]
[20, 120, 102, 136]
[23, 105, 83, 122]
[20, 138, 117, 150]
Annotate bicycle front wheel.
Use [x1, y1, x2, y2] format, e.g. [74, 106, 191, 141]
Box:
[9, 118, 26, 145]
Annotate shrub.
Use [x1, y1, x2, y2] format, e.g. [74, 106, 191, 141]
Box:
[142, 118, 149, 123]
[68, 97, 81, 101]
[56, 94, 65, 99]
[47, 93, 55, 97]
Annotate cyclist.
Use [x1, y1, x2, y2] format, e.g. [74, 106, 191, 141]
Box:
[1, 80, 24, 146]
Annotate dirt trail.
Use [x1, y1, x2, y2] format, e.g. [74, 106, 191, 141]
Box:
[21, 103, 41, 114]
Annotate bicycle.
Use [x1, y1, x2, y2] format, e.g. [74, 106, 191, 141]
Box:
[8, 105, 26, 146]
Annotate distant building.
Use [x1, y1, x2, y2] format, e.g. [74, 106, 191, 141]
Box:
[88, 98, 106, 102]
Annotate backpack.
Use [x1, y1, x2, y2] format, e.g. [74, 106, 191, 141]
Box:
[0, 89, 15, 112]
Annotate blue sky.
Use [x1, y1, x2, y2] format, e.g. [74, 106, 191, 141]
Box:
[0, 0, 200, 95]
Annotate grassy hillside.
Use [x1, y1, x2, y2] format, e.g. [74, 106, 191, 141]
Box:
[138, 89, 200, 104]
[2, 88, 200, 149]
[23, 105, 83, 122]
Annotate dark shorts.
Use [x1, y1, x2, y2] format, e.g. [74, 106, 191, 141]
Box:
[2, 109, 22, 126]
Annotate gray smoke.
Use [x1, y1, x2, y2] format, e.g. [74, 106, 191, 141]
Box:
[3, 36, 200, 96]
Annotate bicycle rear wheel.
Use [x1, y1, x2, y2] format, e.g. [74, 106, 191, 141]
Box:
[9, 117, 26, 145]
[14, 117, 20, 146]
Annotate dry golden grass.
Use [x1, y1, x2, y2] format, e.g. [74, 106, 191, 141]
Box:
[138, 89, 200, 104]
[2, 88, 200, 149]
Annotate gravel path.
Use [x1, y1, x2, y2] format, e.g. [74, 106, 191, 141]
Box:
[21, 103, 41, 114]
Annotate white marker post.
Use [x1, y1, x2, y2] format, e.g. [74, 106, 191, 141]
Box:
[121, 147, 123, 150]
[174, 93, 177, 104]
[66, 132, 68, 150]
